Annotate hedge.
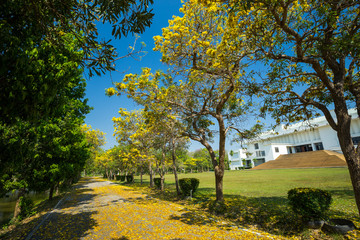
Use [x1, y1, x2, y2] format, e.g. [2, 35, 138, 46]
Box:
[288, 187, 332, 220]
[179, 178, 200, 197]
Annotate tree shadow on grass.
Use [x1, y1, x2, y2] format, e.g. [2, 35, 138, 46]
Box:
[327, 188, 355, 200]
[168, 194, 304, 236]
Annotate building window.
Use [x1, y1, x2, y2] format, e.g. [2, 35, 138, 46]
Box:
[314, 142, 324, 150]
[253, 158, 265, 166]
[255, 150, 265, 157]
[275, 147, 279, 153]
[295, 144, 313, 153]
[352, 136, 360, 145]
[254, 143, 259, 149]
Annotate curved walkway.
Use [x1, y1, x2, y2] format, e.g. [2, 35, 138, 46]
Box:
[17, 177, 279, 239]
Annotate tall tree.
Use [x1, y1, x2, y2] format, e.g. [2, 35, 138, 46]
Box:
[1, 0, 154, 123]
[0, 33, 91, 217]
[223, 0, 360, 215]
[108, 1, 262, 201]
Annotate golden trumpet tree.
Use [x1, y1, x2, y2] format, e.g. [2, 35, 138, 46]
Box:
[112, 108, 158, 186]
[143, 108, 189, 195]
[107, 0, 261, 201]
[81, 124, 106, 175]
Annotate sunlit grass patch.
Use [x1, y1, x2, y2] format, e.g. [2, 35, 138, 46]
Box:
[123, 168, 359, 239]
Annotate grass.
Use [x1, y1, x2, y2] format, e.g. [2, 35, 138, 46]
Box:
[126, 167, 359, 238]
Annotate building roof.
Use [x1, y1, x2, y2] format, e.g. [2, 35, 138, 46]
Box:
[250, 108, 358, 143]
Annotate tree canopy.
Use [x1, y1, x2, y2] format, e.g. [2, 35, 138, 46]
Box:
[1, 0, 154, 123]
[107, 0, 262, 201]
[219, 0, 360, 216]
[0, 32, 91, 204]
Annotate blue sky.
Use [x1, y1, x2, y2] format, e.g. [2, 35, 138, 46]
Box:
[84, 0, 259, 152]
[84, 0, 185, 150]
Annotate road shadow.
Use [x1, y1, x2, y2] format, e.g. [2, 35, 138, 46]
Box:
[56, 188, 96, 210]
[29, 211, 98, 239]
[1, 180, 100, 240]
[1, 210, 98, 239]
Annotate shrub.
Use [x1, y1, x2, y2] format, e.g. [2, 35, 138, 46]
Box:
[126, 175, 134, 183]
[120, 175, 126, 181]
[154, 178, 161, 189]
[288, 187, 332, 221]
[18, 196, 34, 220]
[115, 175, 121, 181]
[179, 178, 200, 197]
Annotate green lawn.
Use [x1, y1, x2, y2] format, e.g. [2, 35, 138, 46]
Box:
[135, 167, 357, 217]
[128, 168, 359, 237]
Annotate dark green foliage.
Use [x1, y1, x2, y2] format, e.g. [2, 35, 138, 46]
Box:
[18, 196, 35, 220]
[115, 175, 121, 181]
[154, 178, 161, 189]
[208, 200, 227, 215]
[0, 0, 154, 90]
[120, 175, 126, 181]
[288, 188, 332, 220]
[0, 33, 90, 198]
[126, 175, 134, 183]
[179, 178, 200, 197]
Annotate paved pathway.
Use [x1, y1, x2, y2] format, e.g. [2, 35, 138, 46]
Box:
[22, 177, 276, 239]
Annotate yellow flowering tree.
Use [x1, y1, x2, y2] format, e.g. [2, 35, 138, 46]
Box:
[112, 109, 155, 185]
[81, 124, 106, 175]
[107, 0, 261, 201]
[143, 108, 189, 194]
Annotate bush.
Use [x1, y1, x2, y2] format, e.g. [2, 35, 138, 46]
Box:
[179, 178, 200, 197]
[154, 178, 161, 189]
[120, 175, 126, 181]
[18, 196, 34, 220]
[126, 175, 134, 183]
[288, 187, 332, 221]
[115, 175, 121, 181]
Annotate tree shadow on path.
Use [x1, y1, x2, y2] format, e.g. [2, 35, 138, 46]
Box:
[1, 180, 100, 240]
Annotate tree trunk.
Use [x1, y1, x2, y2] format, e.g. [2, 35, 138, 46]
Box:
[335, 106, 360, 216]
[217, 115, 226, 202]
[343, 145, 360, 217]
[173, 165, 180, 197]
[149, 161, 154, 188]
[160, 174, 165, 192]
[13, 188, 26, 220]
[171, 139, 181, 197]
[159, 147, 167, 191]
[49, 184, 55, 201]
[140, 165, 143, 185]
[214, 166, 224, 202]
[55, 184, 59, 196]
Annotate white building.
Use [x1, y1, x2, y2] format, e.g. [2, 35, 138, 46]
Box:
[228, 109, 360, 170]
